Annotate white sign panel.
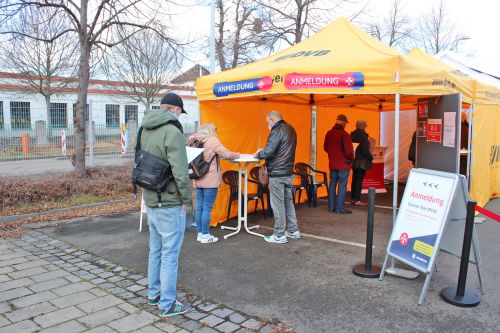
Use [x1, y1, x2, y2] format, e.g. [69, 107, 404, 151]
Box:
[443, 112, 456, 148]
[387, 169, 457, 272]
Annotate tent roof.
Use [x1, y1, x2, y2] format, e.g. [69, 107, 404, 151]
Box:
[407, 48, 500, 105]
[196, 17, 474, 105]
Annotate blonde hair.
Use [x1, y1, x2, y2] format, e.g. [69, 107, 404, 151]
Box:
[198, 122, 218, 142]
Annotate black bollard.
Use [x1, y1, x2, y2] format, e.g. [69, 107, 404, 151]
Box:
[353, 188, 382, 278]
[441, 200, 480, 307]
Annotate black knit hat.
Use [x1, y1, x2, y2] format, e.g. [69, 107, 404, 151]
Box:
[160, 93, 187, 114]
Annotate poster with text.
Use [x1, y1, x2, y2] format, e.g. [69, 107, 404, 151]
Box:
[419, 101, 428, 118]
[417, 121, 427, 137]
[428, 119, 442, 142]
[388, 170, 456, 271]
[443, 112, 456, 148]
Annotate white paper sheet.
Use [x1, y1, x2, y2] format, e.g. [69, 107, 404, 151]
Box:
[186, 147, 204, 164]
[443, 112, 456, 148]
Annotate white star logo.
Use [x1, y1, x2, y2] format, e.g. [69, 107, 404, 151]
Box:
[258, 80, 264, 89]
[400, 233, 408, 246]
[345, 76, 354, 86]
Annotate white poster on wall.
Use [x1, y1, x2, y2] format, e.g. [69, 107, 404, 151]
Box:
[443, 112, 456, 148]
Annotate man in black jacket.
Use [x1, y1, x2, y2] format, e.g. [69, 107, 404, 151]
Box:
[254, 111, 299, 243]
[350, 120, 373, 206]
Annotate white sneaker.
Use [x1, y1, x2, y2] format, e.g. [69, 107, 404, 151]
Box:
[200, 234, 218, 244]
[197, 233, 202, 242]
[285, 230, 301, 239]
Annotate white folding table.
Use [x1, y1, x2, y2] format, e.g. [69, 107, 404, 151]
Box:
[221, 155, 265, 239]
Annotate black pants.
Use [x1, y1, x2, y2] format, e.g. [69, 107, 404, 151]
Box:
[350, 169, 366, 201]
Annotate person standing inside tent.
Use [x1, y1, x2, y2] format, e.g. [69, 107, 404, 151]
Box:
[254, 111, 300, 244]
[350, 120, 373, 206]
[460, 112, 469, 175]
[324, 114, 355, 214]
[188, 123, 240, 244]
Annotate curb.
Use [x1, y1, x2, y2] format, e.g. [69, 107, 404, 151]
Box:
[0, 198, 138, 224]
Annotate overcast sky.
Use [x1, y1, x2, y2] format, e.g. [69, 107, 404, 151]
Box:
[178, 0, 500, 77]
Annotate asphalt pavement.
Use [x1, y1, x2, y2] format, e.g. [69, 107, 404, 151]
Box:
[39, 194, 500, 333]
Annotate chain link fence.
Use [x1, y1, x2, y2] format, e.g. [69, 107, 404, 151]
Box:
[0, 100, 198, 178]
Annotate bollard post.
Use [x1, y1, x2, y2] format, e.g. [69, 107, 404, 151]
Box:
[440, 200, 480, 307]
[353, 188, 382, 278]
[22, 133, 29, 154]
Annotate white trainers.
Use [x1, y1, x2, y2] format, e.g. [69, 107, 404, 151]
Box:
[285, 230, 301, 239]
[197, 233, 202, 242]
[200, 234, 218, 244]
[264, 234, 288, 243]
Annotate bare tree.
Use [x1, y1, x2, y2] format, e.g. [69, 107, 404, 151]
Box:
[363, 0, 413, 52]
[0, 7, 78, 131]
[0, 0, 184, 177]
[417, 0, 470, 55]
[104, 30, 180, 110]
[215, 0, 259, 71]
[254, 0, 368, 53]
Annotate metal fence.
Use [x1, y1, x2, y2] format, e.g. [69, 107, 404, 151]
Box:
[0, 100, 198, 178]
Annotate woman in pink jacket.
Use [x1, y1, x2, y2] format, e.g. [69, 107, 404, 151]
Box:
[188, 123, 240, 244]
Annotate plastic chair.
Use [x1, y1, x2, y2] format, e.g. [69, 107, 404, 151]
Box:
[294, 162, 329, 207]
[222, 170, 265, 221]
[249, 166, 273, 217]
[291, 170, 311, 207]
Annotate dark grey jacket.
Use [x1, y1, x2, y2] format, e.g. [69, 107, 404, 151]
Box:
[257, 121, 297, 177]
[350, 129, 373, 170]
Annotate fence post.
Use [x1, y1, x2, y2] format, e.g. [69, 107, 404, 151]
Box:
[89, 99, 94, 167]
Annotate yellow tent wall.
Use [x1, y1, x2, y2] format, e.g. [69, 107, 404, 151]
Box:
[470, 104, 500, 208]
[200, 99, 311, 225]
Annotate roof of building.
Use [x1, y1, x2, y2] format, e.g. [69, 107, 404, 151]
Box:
[171, 64, 210, 84]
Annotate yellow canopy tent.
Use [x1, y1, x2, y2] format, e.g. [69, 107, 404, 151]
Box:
[196, 17, 484, 225]
[407, 47, 500, 208]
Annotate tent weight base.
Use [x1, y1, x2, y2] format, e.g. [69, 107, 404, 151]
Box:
[353, 264, 381, 278]
[441, 286, 480, 307]
[385, 268, 419, 279]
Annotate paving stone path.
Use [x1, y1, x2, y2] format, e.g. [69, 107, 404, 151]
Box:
[0, 231, 276, 333]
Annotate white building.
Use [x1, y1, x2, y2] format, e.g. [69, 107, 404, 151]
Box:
[0, 66, 207, 138]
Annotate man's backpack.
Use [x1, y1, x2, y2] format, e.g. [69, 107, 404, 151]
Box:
[187, 139, 217, 179]
[131, 126, 176, 207]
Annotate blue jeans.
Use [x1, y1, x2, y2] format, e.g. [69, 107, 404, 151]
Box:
[328, 169, 351, 212]
[146, 205, 186, 310]
[195, 188, 218, 235]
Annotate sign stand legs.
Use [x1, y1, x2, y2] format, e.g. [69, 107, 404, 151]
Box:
[472, 229, 486, 295]
[139, 213, 143, 232]
[418, 267, 435, 305]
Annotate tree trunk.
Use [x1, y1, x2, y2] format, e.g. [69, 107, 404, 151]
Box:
[45, 95, 51, 138]
[74, 0, 90, 177]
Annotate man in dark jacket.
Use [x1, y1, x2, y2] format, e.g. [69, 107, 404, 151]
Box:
[254, 111, 299, 243]
[350, 120, 374, 206]
[137, 93, 191, 316]
[324, 114, 355, 214]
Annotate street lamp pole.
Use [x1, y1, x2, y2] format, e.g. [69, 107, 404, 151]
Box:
[210, 0, 215, 74]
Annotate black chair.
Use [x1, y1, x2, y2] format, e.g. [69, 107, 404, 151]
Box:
[291, 171, 311, 207]
[249, 166, 273, 217]
[294, 162, 329, 207]
[222, 170, 265, 221]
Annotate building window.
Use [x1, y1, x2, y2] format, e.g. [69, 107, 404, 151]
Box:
[0, 101, 3, 129]
[125, 105, 138, 124]
[50, 103, 67, 128]
[152, 105, 160, 109]
[106, 104, 120, 128]
[72, 103, 89, 121]
[10, 101, 31, 129]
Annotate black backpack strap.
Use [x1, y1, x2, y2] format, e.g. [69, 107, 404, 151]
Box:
[136, 127, 143, 151]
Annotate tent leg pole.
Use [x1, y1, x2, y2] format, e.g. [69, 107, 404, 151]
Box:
[385, 93, 419, 280]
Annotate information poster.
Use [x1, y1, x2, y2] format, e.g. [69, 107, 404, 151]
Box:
[418, 101, 428, 118]
[388, 171, 456, 271]
[362, 147, 387, 193]
[443, 112, 456, 148]
[417, 121, 427, 137]
[427, 119, 442, 142]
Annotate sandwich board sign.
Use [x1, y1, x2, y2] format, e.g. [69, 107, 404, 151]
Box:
[380, 168, 484, 305]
